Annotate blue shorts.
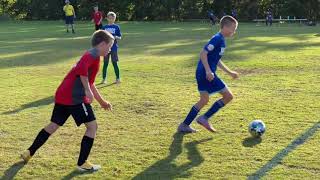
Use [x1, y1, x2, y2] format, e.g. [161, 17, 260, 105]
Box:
[196, 75, 227, 95]
[65, 16, 74, 24]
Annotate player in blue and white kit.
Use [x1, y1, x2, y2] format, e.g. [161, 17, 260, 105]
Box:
[102, 11, 122, 84]
[178, 16, 239, 133]
[266, 9, 273, 26]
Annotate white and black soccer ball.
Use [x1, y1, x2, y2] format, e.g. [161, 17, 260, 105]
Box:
[249, 120, 266, 138]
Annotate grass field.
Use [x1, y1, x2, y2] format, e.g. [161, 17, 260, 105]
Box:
[0, 20, 319, 179]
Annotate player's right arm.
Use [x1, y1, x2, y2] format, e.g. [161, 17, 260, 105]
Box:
[76, 55, 94, 103]
[201, 36, 220, 82]
[200, 50, 214, 81]
[80, 76, 94, 103]
[98, 12, 103, 25]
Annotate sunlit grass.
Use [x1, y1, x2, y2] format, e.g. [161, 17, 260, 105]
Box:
[0, 21, 319, 179]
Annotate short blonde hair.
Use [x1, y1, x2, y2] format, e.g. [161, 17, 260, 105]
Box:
[91, 30, 114, 47]
[220, 15, 238, 28]
[107, 11, 117, 19]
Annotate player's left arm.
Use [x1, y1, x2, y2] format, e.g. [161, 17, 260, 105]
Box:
[98, 12, 103, 24]
[115, 26, 122, 40]
[91, 84, 112, 111]
[72, 6, 76, 18]
[217, 60, 239, 79]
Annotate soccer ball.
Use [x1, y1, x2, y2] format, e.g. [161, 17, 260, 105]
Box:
[248, 120, 266, 138]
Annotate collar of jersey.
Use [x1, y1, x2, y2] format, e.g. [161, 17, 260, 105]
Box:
[88, 48, 99, 59]
[218, 32, 225, 40]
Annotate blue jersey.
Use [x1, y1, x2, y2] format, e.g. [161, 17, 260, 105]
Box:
[196, 32, 226, 77]
[103, 24, 122, 52]
[266, 12, 272, 20]
[208, 11, 214, 18]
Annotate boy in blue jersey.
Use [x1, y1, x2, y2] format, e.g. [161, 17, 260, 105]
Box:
[102, 11, 122, 84]
[266, 9, 273, 26]
[178, 16, 239, 133]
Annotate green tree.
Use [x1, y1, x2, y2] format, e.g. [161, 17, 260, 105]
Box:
[4, 0, 320, 21]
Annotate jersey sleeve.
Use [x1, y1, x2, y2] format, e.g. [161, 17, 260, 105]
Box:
[74, 54, 93, 77]
[203, 35, 221, 52]
[88, 65, 99, 85]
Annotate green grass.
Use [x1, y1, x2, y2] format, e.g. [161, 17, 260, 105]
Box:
[0, 20, 319, 179]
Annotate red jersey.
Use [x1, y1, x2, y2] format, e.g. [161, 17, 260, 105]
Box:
[92, 11, 103, 25]
[55, 48, 100, 105]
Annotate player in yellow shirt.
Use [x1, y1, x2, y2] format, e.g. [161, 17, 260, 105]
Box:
[63, 0, 76, 33]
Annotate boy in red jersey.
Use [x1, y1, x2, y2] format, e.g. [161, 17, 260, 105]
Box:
[20, 30, 114, 172]
[91, 5, 103, 30]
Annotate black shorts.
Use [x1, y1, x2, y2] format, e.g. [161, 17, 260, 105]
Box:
[95, 24, 103, 30]
[104, 51, 119, 62]
[65, 16, 74, 24]
[51, 103, 96, 126]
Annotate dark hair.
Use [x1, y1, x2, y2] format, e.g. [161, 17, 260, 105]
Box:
[220, 15, 238, 28]
[91, 30, 114, 47]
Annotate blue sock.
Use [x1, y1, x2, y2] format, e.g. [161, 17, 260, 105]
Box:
[183, 105, 199, 125]
[204, 99, 225, 119]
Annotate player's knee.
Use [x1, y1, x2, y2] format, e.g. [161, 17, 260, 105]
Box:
[86, 122, 98, 133]
[45, 122, 60, 134]
[223, 93, 234, 104]
[200, 97, 209, 106]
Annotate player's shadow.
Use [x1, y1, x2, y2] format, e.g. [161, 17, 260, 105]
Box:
[132, 132, 212, 179]
[1, 161, 25, 180]
[2, 96, 54, 115]
[95, 82, 117, 89]
[242, 136, 262, 147]
[1, 82, 115, 115]
[61, 169, 95, 180]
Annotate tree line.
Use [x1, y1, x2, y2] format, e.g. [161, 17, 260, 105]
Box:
[1, 0, 319, 21]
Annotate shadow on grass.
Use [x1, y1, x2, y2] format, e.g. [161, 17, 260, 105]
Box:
[248, 121, 320, 180]
[242, 137, 262, 147]
[1, 83, 115, 115]
[95, 82, 117, 89]
[132, 132, 212, 179]
[61, 169, 95, 180]
[2, 23, 318, 70]
[2, 96, 54, 115]
[229, 39, 320, 57]
[1, 161, 25, 180]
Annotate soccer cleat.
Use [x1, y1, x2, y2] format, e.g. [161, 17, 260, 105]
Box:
[115, 79, 121, 84]
[101, 79, 107, 84]
[177, 123, 197, 133]
[196, 116, 216, 132]
[20, 150, 32, 163]
[77, 161, 101, 172]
